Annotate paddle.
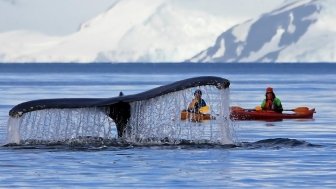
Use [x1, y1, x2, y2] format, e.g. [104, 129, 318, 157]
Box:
[199, 105, 210, 114]
[231, 106, 311, 113]
[283, 107, 310, 113]
[230, 106, 251, 111]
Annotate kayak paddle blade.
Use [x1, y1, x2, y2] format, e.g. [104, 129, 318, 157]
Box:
[199, 105, 210, 114]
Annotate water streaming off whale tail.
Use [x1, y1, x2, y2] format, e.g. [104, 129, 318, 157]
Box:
[127, 86, 233, 144]
[6, 85, 234, 145]
[6, 107, 117, 144]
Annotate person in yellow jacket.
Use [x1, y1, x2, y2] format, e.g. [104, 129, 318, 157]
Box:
[188, 89, 207, 113]
[261, 87, 283, 113]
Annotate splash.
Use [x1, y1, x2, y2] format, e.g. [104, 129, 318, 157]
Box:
[6, 86, 234, 145]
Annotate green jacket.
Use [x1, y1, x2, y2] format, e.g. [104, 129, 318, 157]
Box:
[261, 97, 283, 112]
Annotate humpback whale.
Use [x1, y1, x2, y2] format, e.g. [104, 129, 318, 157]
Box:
[9, 76, 230, 138]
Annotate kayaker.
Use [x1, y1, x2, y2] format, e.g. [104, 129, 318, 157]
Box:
[188, 89, 206, 113]
[261, 87, 283, 113]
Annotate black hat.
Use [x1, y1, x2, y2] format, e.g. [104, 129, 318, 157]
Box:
[194, 89, 202, 95]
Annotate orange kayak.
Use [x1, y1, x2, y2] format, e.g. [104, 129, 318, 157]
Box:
[180, 110, 215, 122]
[230, 106, 315, 121]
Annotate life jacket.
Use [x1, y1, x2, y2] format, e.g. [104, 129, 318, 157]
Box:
[188, 99, 206, 113]
[194, 99, 206, 111]
[261, 97, 283, 112]
[264, 99, 274, 110]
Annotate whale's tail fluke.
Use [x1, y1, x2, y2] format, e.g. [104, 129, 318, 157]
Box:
[6, 76, 232, 145]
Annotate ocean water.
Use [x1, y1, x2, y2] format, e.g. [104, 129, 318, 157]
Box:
[0, 63, 335, 188]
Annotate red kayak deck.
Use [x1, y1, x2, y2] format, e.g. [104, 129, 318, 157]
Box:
[230, 107, 315, 121]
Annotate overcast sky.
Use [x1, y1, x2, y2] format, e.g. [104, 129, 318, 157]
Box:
[0, 0, 285, 36]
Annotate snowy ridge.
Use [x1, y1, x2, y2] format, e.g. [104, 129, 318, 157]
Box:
[0, 0, 335, 63]
[0, 0, 230, 63]
[29, 0, 167, 62]
[189, 0, 336, 63]
[95, 2, 229, 62]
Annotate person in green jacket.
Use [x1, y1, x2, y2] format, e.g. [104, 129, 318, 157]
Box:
[261, 87, 283, 113]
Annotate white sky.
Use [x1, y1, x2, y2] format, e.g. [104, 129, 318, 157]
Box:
[0, 0, 285, 36]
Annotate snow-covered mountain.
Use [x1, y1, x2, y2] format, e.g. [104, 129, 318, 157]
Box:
[0, 0, 285, 62]
[189, 0, 336, 63]
[0, 0, 119, 36]
[0, 0, 334, 63]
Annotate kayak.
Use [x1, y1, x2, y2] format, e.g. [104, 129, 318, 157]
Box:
[180, 110, 215, 122]
[230, 106, 315, 121]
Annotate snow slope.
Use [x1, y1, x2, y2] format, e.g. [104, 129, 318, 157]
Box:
[95, 3, 230, 62]
[0, 0, 118, 36]
[0, 0, 285, 63]
[0, 0, 334, 63]
[189, 0, 336, 63]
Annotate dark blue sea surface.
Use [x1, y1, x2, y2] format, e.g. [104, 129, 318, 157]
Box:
[0, 63, 336, 188]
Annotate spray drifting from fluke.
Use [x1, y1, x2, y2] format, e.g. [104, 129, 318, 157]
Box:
[6, 107, 117, 144]
[6, 76, 233, 145]
[128, 86, 233, 144]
